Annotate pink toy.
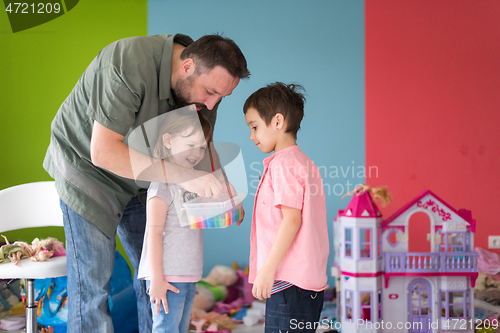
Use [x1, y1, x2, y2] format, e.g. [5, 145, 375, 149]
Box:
[213, 298, 244, 315]
[333, 187, 478, 333]
[235, 269, 254, 306]
[0, 235, 64, 265]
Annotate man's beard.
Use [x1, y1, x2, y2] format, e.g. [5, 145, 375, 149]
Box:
[171, 76, 206, 110]
[171, 76, 207, 109]
[171, 76, 192, 107]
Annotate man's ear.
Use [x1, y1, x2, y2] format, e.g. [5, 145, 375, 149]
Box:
[163, 133, 172, 149]
[274, 113, 285, 129]
[179, 58, 195, 77]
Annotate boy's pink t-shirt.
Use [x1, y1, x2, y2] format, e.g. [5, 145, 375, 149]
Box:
[249, 145, 329, 291]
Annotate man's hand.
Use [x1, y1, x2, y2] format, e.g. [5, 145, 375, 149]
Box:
[252, 268, 275, 300]
[148, 279, 179, 315]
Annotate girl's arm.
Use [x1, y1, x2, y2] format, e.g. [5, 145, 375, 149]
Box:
[147, 196, 180, 314]
[252, 205, 301, 300]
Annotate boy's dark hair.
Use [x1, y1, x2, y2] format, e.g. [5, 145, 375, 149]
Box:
[243, 82, 305, 139]
[181, 34, 250, 79]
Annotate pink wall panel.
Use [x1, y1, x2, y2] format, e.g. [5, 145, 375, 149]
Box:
[365, 0, 500, 253]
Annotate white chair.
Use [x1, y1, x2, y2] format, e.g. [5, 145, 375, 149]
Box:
[0, 181, 66, 333]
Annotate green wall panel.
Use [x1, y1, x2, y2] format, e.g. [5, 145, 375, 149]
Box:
[0, 0, 147, 265]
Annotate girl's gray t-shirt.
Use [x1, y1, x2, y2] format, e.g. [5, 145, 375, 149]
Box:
[138, 182, 203, 279]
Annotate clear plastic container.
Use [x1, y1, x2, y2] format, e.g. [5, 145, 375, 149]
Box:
[183, 193, 245, 229]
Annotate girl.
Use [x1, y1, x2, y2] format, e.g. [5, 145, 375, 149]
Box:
[137, 108, 213, 333]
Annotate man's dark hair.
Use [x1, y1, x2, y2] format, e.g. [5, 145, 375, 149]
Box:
[181, 34, 250, 79]
[243, 82, 305, 139]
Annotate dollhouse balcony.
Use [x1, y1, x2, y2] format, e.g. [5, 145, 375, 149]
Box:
[385, 252, 478, 274]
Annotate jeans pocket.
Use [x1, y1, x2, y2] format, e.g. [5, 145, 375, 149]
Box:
[298, 288, 319, 300]
[266, 309, 309, 333]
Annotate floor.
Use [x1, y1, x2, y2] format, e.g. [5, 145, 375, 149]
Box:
[232, 323, 265, 333]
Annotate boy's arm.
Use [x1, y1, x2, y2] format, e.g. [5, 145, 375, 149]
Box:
[252, 205, 301, 300]
[146, 196, 179, 314]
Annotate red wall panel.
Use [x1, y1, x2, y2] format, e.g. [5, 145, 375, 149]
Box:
[365, 0, 500, 253]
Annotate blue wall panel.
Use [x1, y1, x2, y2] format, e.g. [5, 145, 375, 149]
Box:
[148, 0, 365, 286]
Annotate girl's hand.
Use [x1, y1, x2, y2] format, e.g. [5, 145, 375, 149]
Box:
[180, 169, 223, 198]
[148, 279, 179, 315]
[252, 268, 275, 300]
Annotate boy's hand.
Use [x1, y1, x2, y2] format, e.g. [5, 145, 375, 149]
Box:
[148, 279, 179, 314]
[252, 268, 275, 300]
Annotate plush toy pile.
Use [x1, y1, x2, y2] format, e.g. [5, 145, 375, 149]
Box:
[190, 263, 256, 332]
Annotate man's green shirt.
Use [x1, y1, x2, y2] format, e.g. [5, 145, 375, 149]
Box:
[43, 34, 218, 238]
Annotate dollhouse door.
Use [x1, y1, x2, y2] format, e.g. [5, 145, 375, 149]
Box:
[408, 278, 432, 333]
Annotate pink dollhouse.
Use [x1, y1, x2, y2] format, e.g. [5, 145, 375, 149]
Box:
[332, 189, 478, 333]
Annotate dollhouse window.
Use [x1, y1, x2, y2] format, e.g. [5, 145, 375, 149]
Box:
[360, 291, 372, 322]
[345, 290, 353, 320]
[387, 229, 399, 248]
[359, 228, 371, 259]
[378, 289, 382, 319]
[377, 228, 382, 258]
[345, 228, 353, 258]
[440, 232, 467, 252]
[441, 290, 470, 318]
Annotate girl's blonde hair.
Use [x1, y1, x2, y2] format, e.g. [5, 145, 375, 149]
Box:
[153, 109, 213, 160]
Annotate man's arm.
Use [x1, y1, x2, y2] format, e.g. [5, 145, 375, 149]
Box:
[252, 205, 301, 300]
[90, 121, 223, 197]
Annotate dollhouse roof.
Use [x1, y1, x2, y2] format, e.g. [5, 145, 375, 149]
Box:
[341, 190, 382, 218]
[382, 190, 475, 231]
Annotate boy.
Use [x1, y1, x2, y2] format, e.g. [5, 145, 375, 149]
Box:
[244, 82, 329, 333]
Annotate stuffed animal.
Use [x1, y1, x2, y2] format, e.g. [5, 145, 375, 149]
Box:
[204, 265, 238, 288]
[193, 265, 239, 312]
[192, 282, 216, 313]
[0, 235, 64, 265]
[190, 265, 241, 331]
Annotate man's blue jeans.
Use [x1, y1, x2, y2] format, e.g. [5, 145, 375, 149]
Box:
[146, 280, 196, 333]
[60, 197, 152, 333]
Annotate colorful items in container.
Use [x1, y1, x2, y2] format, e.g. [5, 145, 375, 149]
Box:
[189, 205, 243, 229]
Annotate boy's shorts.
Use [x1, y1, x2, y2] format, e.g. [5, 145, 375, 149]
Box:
[265, 285, 324, 333]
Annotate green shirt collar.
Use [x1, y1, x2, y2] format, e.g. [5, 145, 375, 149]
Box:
[159, 33, 194, 102]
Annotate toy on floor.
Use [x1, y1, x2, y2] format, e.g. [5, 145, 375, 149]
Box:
[213, 297, 244, 315]
[190, 311, 238, 331]
[242, 300, 265, 326]
[193, 265, 239, 313]
[191, 264, 251, 331]
[229, 262, 254, 306]
[0, 235, 65, 265]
